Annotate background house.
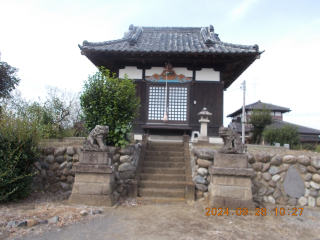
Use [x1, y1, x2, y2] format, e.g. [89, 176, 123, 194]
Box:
[228, 100, 320, 144]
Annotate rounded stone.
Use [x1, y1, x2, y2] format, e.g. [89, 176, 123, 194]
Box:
[258, 188, 267, 196]
[247, 153, 255, 164]
[288, 197, 297, 206]
[296, 164, 307, 174]
[262, 196, 269, 203]
[67, 176, 74, 183]
[60, 175, 67, 181]
[265, 188, 275, 196]
[49, 182, 61, 192]
[44, 147, 54, 156]
[195, 184, 208, 192]
[255, 153, 271, 163]
[262, 172, 271, 181]
[119, 171, 134, 179]
[193, 175, 207, 185]
[40, 162, 50, 170]
[305, 173, 312, 181]
[60, 182, 70, 191]
[45, 155, 55, 164]
[256, 172, 262, 180]
[118, 163, 134, 172]
[317, 197, 320, 207]
[310, 189, 318, 198]
[272, 174, 280, 183]
[269, 166, 280, 175]
[117, 179, 124, 185]
[308, 196, 316, 207]
[46, 169, 54, 177]
[305, 182, 311, 188]
[312, 174, 320, 183]
[59, 161, 68, 170]
[280, 164, 290, 172]
[273, 190, 282, 199]
[282, 155, 298, 164]
[298, 155, 311, 166]
[280, 172, 286, 182]
[268, 196, 275, 204]
[34, 162, 41, 171]
[120, 155, 132, 163]
[193, 148, 217, 160]
[50, 163, 60, 171]
[54, 147, 66, 157]
[298, 196, 308, 206]
[304, 188, 310, 197]
[252, 163, 263, 171]
[55, 156, 65, 164]
[67, 162, 73, 170]
[270, 155, 282, 166]
[262, 163, 271, 172]
[269, 180, 276, 188]
[66, 147, 76, 156]
[310, 181, 320, 190]
[197, 159, 213, 168]
[197, 168, 208, 176]
[119, 147, 135, 156]
[307, 165, 317, 173]
[311, 157, 320, 169]
[113, 153, 121, 163]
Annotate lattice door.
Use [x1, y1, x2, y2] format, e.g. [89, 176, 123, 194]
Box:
[148, 86, 188, 122]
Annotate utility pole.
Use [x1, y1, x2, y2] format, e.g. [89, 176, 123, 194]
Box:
[242, 80, 246, 144]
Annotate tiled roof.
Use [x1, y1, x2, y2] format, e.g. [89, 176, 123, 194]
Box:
[229, 119, 320, 135]
[271, 120, 320, 135]
[228, 122, 252, 133]
[227, 100, 291, 117]
[79, 24, 262, 54]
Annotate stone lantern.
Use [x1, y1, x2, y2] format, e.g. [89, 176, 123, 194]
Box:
[197, 107, 212, 142]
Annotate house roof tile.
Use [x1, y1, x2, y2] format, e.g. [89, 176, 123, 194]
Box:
[79, 25, 262, 55]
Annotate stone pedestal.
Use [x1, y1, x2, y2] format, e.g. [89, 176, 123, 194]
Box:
[198, 119, 210, 142]
[69, 151, 115, 206]
[207, 153, 255, 210]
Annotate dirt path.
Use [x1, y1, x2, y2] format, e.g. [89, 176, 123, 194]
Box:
[18, 201, 320, 240]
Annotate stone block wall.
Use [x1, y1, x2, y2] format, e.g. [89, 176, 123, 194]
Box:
[33, 143, 141, 197]
[189, 144, 320, 208]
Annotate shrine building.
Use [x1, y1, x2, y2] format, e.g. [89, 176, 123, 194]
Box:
[79, 24, 263, 140]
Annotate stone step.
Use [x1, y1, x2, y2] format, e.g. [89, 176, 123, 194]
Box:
[142, 167, 185, 175]
[143, 161, 185, 168]
[140, 173, 186, 181]
[137, 197, 186, 205]
[144, 156, 185, 162]
[148, 142, 183, 148]
[139, 180, 186, 189]
[138, 188, 185, 198]
[147, 146, 184, 152]
[145, 151, 183, 157]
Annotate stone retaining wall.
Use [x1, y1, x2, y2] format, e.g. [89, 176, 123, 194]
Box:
[189, 144, 320, 208]
[33, 143, 141, 198]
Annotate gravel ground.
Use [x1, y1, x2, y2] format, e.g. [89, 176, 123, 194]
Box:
[1, 193, 320, 240]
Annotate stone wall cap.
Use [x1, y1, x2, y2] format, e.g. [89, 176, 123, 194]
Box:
[209, 166, 255, 177]
[72, 163, 113, 173]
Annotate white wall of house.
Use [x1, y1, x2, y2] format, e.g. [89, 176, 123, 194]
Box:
[119, 67, 142, 79]
[196, 68, 220, 81]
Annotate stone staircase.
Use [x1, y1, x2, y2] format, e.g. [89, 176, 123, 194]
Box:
[137, 141, 186, 205]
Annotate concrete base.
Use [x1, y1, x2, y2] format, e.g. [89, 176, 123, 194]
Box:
[69, 194, 115, 206]
[207, 153, 255, 210]
[207, 196, 255, 211]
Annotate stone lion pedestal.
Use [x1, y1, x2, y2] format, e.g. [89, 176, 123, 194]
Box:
[69, 125, 115, 206]
[207, 127, 255, 210]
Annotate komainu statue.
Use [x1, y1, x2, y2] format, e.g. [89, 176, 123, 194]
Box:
[218, 127, 247, 154]
[83, 125, 109, 151]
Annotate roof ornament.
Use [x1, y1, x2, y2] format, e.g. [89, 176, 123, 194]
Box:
[200, 28, 215, 45]
[209, 25, 214, 32]
[129, 24, 134, 30]
[129, 27, 143, 46]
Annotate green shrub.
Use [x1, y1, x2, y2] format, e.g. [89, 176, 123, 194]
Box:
[80, 67, 140, 148]
[301, 143, 316, 151]
[249, 106, 273, 144]
[0, 104, 43, 202]
[263, 124, 300, 148]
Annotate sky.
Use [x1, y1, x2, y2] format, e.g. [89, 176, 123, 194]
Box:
[1, 0, 320, 129]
